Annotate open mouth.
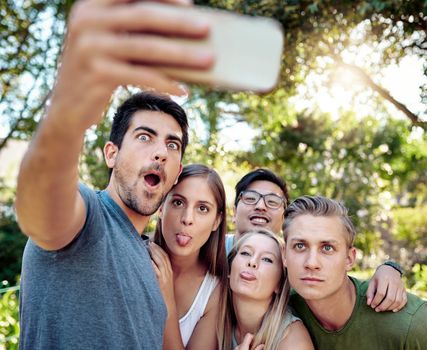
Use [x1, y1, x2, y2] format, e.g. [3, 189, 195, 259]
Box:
[249, 215, 269, 225]
[176, 233, 192, 247]
[144, 173, 161, 187]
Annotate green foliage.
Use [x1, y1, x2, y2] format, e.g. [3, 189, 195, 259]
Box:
[390, 206, 427, 266]
[0, 287, 20, 350]
[0, 198, 26, 285]
[80, 117, 112, 190]
[392, 206, 427, 244]
[0, 1, 71, 151]
[407, 264, 427, 299]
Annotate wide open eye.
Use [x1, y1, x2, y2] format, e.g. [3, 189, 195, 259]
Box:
[167, 141, 180, 151]
[322, 244, 335, 253]
[137, 134, 151, 142]
[294, 242, 305, 250]
[171, 199, 184, 207]
[199, 205, 209, 213]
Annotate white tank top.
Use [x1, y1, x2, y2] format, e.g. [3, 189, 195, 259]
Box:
[179, 273, 219, 347]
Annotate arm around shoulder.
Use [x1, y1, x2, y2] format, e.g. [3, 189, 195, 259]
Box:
[278, 320, 314, 350]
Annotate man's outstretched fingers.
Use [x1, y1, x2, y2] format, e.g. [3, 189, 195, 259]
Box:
[95, 56, 187, 95]
[93, 33, 214, 69]
[76, 2, 210, 37]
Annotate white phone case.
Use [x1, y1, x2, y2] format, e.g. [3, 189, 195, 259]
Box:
[154, 4, 284, 93]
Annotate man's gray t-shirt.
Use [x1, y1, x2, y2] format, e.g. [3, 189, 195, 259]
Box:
[19, 184, 167, 350]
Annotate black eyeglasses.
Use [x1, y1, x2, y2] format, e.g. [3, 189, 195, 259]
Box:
[238, 190, 286, 210]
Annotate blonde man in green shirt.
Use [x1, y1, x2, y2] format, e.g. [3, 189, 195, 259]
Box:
[284, 195, 427, 350]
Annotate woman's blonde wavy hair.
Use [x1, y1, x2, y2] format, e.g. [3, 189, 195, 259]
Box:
[218, 229, 291, 350]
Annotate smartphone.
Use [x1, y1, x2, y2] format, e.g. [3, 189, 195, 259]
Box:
[155, 4, 284, 93]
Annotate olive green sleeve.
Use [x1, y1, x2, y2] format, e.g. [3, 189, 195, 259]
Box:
[406, 302, 427, 349]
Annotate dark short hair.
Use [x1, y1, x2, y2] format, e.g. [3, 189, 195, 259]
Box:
[234, 168, 289, 207]
[110, 91, 188, 155]
[283, 195, 356, 247]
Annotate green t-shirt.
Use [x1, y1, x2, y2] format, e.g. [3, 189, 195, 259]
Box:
[290, 277, 427, 350]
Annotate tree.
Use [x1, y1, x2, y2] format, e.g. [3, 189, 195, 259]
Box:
[0, 193, 27, 284]
[0, 1, 74, 151]
[195, 0, 427, 128]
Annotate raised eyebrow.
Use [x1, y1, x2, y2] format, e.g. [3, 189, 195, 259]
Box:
[197, 200, 215, 207]
[167, 134, 183, 145]
[170, 193, 186, 202]
[133, 126, 157, 135]
[132, 127, 182, 146]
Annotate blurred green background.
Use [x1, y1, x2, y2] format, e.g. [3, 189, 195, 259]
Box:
[1, 0, 426, 348]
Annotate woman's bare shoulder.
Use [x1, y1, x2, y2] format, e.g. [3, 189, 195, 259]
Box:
[278, 320, 314, 350]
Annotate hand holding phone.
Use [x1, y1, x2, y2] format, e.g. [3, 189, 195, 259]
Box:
[151, 4, 284, 93]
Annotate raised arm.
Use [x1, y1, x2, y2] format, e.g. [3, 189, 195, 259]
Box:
[15, 0, 212, 250]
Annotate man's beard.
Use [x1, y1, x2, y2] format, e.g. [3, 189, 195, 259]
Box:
[114, 166, 165, 216]
[125, 187, 164, 216]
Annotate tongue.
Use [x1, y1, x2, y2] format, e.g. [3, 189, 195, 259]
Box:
[241, 272, 256, 281]
[176, 234, 191, 247]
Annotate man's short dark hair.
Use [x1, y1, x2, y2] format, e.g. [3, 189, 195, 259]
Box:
[110, 91, 189, 155]
[234, 168, 289, 207]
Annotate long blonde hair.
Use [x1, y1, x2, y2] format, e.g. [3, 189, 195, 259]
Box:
[218, 229, 291, 350]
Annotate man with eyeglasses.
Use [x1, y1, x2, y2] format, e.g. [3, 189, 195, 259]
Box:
[226, 168, 288, 254]
[227, 168, 408, 313]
